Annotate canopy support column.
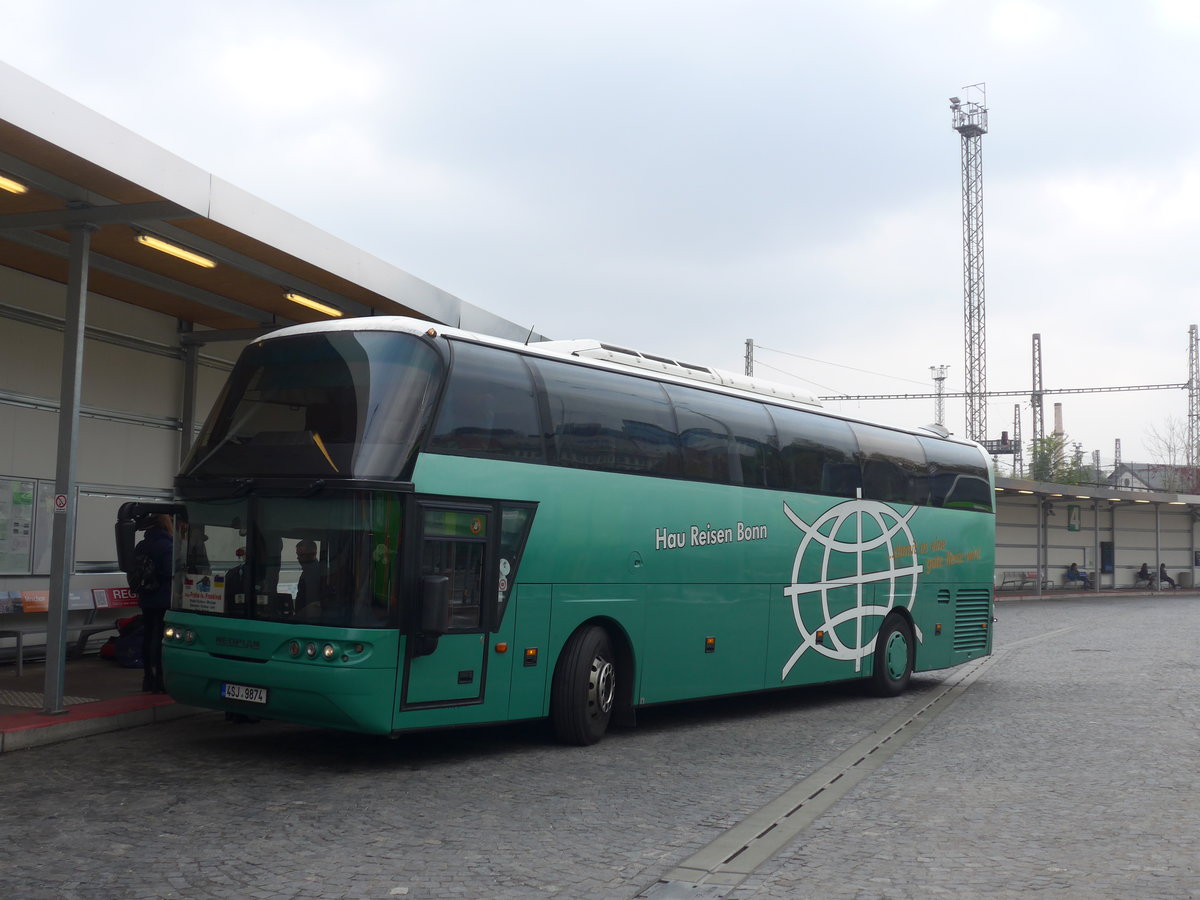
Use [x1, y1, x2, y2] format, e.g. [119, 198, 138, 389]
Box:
[43, 222, 95, 714]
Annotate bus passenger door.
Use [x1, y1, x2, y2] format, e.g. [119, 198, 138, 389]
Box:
[401, 505, 493, 707]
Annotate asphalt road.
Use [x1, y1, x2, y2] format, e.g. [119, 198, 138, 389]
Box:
[1, 593, 1197, 899]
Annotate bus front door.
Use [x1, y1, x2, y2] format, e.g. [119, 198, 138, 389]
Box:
[402, 506, 492, 707]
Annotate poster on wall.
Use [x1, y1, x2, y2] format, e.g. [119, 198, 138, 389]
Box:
[33, 480, 62, 575]
[0, 477, 36, 574]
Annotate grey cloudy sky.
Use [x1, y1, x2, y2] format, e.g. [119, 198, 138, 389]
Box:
[3, 0, 1200, 471]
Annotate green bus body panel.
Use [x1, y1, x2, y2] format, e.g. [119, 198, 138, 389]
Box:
[403, 633, 487, 704]
[506, 584, 552, 720]
[162, 615, 402, 734]
[412, 454, 995, 712]
[165, 451, 992, 736]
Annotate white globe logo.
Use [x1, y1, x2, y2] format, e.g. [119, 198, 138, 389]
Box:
[781, 497, 924, 680]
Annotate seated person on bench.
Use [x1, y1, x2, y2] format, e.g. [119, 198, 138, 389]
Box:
[1066, 563, 1092, 589]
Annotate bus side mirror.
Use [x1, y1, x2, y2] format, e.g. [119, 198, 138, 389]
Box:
[115, 500, 186, 573]
[414, 575, 450, 658]
[115, 517, 138, 573]
[420, 575, 450, 637]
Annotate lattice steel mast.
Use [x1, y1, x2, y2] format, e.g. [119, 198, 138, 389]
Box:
[951, 85, 989, 443]
[930, 365, 949, 426]
[1031, 332, 1045, 443]
[1012, 404, 1023, 476]
[1189, 324, 1198, 466]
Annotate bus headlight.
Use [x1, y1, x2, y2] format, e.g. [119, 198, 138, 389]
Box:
[164, 626, 177, 640]
[305, 642, 317, 658]
[184, 629, 196, 644]
[322, 643, 335, 660]
[289, 640, 301, 657]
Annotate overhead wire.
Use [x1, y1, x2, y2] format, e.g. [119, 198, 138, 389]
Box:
[754, 343, 933, 388]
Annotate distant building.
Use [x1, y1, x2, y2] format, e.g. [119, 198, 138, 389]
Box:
[1106, 463, 1200, 493]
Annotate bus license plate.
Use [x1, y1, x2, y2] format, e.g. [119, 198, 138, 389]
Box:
[221, 682, 267, 704]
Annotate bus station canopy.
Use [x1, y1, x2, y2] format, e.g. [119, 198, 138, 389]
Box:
[0, 60, 540, 344]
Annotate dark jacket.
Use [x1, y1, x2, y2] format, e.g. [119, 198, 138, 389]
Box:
[136, 525, 173, 610]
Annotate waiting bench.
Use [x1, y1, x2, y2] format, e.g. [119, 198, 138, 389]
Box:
[0, 587, 139, 677]
[998, 571, 1041, 590]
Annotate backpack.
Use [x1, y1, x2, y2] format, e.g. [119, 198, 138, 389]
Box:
[126, 548, 160, 593]
[114, 630, 144, 668]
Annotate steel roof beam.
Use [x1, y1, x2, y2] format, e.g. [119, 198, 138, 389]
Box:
[0, 200, 197, 231]
[3, 228, 283, 325]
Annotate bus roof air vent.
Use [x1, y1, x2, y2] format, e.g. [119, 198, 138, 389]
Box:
[530, 338, 822, 408]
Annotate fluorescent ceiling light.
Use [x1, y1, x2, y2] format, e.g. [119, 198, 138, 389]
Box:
[136, 233, 216, 268]
[0, 174, 29, 194]
[285, 291, 343, 318]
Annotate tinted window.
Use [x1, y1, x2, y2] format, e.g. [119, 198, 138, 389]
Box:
[428, 341, 546, 463]
[185, 332, 441, 480]
[771, 407, 861, 497]
[919, 436, 993, 512]
[533, 359, 681, 475]
[665, 385, 778, 486]
[852, 423, 928, 506]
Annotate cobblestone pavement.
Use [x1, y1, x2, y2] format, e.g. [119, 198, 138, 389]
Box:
[1, 594, 1197, 899]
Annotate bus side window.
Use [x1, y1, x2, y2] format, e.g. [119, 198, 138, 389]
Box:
[420, 509, 490, 632]
[665, 385, 778, 486]
[852, 423, 928, 506]
[918, 436, 994, 513]
[421, 540, 484, 630]
[429, 342, 546, 463]
[533, 357, 682, 476]
[771, 406, 861, 498]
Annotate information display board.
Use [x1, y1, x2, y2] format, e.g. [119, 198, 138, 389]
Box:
[0, 477, 36, 574]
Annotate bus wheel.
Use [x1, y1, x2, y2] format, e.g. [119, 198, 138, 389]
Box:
[551, 626, 616, 745]
[869, 615, 913, 697]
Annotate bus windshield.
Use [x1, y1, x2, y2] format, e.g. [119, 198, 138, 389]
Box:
[183, 330, 443, 479]
[177, 490, 403, 627]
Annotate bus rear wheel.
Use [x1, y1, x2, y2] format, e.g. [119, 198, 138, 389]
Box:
[868, 615, 913, 697]
[551, 625, 616, 745]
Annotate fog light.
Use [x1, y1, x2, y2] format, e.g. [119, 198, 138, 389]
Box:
[305, 642, 317, 658]
[322, 643, 335, 660]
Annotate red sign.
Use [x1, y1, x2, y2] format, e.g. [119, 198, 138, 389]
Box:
[92, 587, 141, 609]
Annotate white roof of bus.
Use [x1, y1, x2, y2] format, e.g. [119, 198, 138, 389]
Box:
[257, 316, 983, 452]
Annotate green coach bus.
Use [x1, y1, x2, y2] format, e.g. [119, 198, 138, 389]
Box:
[116, 317, 994, 745]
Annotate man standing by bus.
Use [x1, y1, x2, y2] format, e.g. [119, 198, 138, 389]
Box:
[296, 540, 324, 616]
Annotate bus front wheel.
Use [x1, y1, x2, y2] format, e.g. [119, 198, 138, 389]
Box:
[868, 615, 913, 697]
[551, 625, 616, 745]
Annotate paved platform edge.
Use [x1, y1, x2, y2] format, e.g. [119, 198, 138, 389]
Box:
[0, 694, 204, 753]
